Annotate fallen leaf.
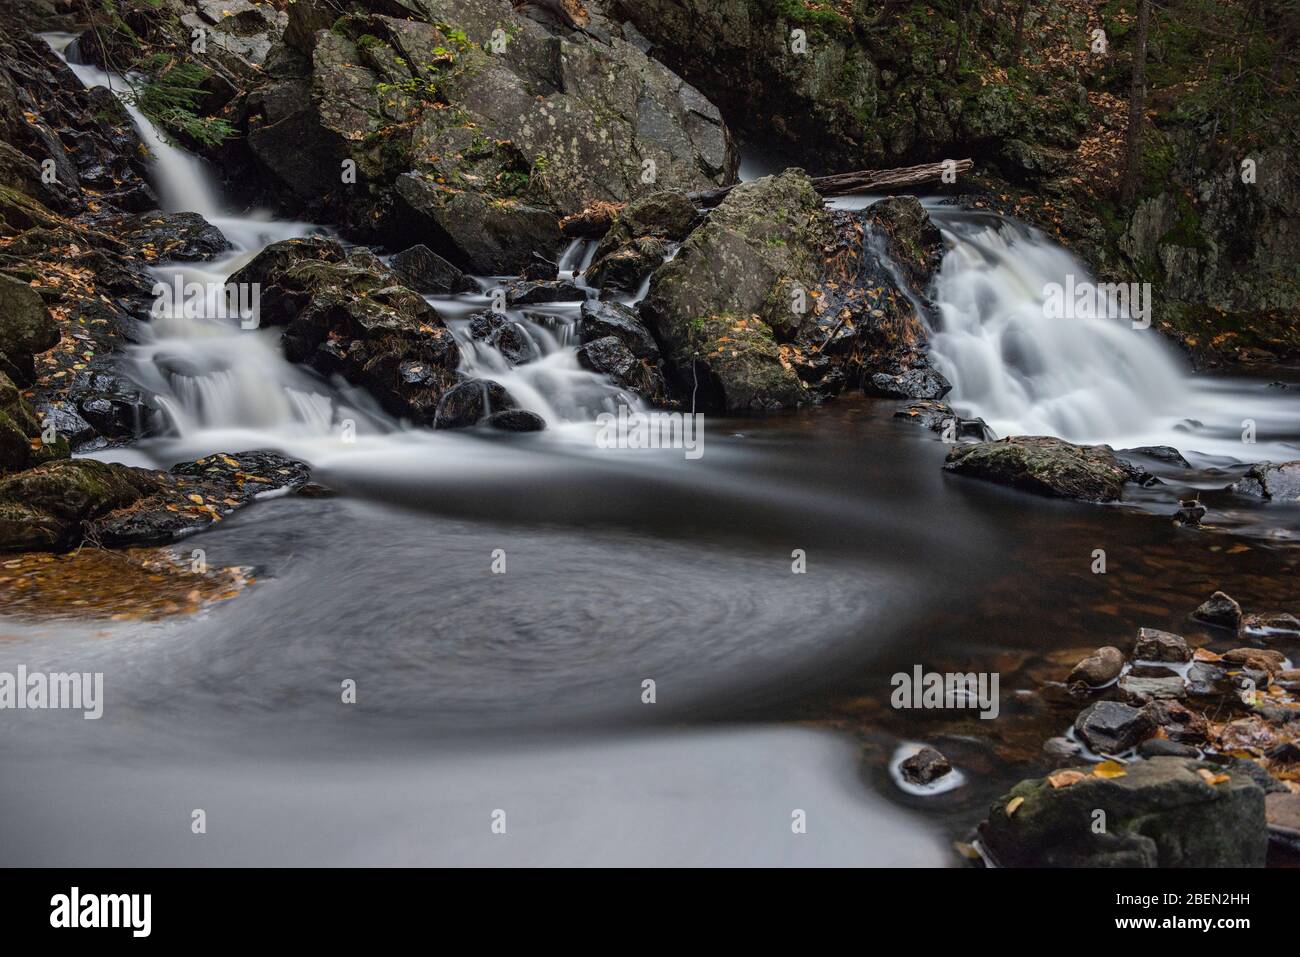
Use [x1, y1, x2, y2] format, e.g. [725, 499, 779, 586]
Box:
[1006, 796, 1025, 816]
[1048, 770, 1087, 789]
[1093, 759, 1127, 779]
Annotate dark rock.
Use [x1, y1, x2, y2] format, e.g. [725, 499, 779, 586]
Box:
[865, 368, 951, 401]
[580, 300, 661, 360]
[0, 272, 59, 386]
[1230, 461, 1300, 502]
[1134, 627, 1192, 663]
[586, 190, 696, 292]
[228, 238, 460, 424]
[1122, 445, 1192, 468]
[1118, 674, 1188, 704]
[1073, 700, 1156, 754]
[899, 746, 952, 786]
[943, 436, 1133, 503]
[1137, 739, 1200, 758]
[120, 211, 230, 261]
[1240, 612, 1300, 639]
[433, 378, 514, 430]
[482, 409, 546, 432]
[1193, 590, 1243, 630]
[1068, 646, 1124, 687]
[862, 196, 945, 299]
[522, 253, 559, 282]
[979, 756, 1268, 867]
[0, 371, 69, 474]
[1140, 699, 1208, 743]
[576, 336, 670, 403]
[1186, 661, 1235, 697]
[507, 280, 587, 306]
[893, 400, 994, 441]
[390, 244, 477, 295]
[1173, 499, 1206, 524]
[0, 458, 160, 551]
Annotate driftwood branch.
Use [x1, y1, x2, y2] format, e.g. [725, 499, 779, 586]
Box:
[561, 159, 975, 237]
[688, 159, 974, 207]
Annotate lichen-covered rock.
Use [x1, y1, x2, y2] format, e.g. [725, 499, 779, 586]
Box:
[1134, 628, 1192, 663]
[579, 299, 661, 360]
[979, 757, 1268, 867]
[943, 436, 1133, 503]
[639, 169, 829, 411]
[863, 196, 945, 301]
[0, 371, 69, 474]
[228, 237, 461, 424]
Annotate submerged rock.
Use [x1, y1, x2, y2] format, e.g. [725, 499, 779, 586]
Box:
[1230, 461, 1300, 502]
[893, 400, 994, 441]
[943, 436, 1133, 503]
[980, 757, 1268, 867]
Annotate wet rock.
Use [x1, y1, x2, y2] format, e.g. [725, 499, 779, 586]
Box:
[576, 336, 670, 403]
[1186, 661, 1235, 697]
[390, 244, 477, 295]
[0, 458, 162, 551]
[1068, 646, 1125, 688]
[1137, 738, 1200, 758]
[1134, 627, 1192, 663]
[1173, 499, 1206, 524]
[979, 756, 1268, 867]
[585, 190, 696, 293]
[1221, 648, 1287, 675]
[943, 436, 1133, 503]
[1267, 792, 1300, 852]
[579, 300, 661, 360]
[522, 253, 559, 282]
[893, 400, 994, 441]
[862, 196, 945, 300]
[466, 312, 538, 366]
[1240, 612, 1300, 639]
[1230, 461, 1300, 502]
[640, 170, 829, 411]
[1043, 736, 1083, 762]
[120, 211, 230, 262]
[482, 409, 546, 432]
[433, 378, 514, 430]
[1193, 590, 1243, 630]
[1122, 445, 1193, 468]
[899, 746, 952, 786]
[507, 280, 587, 306]
[228, 237, 461, 424]
[1118, 674, 1188, 704]
[0, 372, 68, 474]
[865, 367, 951, 401]
[1140, 699, 1208, 743]
[1074, 700, 1156, 754]
[0, 272, 59, 386]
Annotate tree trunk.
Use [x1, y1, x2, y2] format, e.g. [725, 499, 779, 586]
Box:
[687, 159, 974, 208]
[1121, 0, 1151, 202]
[1010, 0, 1029, 66]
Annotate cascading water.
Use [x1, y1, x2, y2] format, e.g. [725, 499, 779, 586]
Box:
[45, 33, 639, 472]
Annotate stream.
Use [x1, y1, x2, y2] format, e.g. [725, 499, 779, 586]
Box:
[0, 34, 1296, 867]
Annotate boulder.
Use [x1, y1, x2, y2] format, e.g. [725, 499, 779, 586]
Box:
[979, 757, 1268, 867]
[1140, 699, 1208, 744]
[1230, 461, 1300, 502]
[585, 190, 697, 292]
[390, 244, 477, 295]
[639, 170, 829, 411]
[862, 196, 945, 300]
[865, 367, 951, 400]
[482, 409, 546, 432]
[119, 211, 230, 262]
[227, 238, 461, 424]
[1073, 700, 1155, 754]
[893, 400, 994, 441]
[0, 371, 68, 474]
[0, 272, 59, 386]
[579, 299, 661, 360]
[576, 335, 670, 403]
[433, 378, 514, 429]
[0, 458, 160, 551]
[943, 436, 1133, 503]
[1193, 590, 1243, 630]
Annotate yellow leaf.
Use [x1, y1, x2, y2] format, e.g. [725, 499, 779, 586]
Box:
[1093, 759, 1127, 779]
[1048, 770, 1087, 789]
[187, 494, 205, 505]
[1196, 768, 1230, 786]
[1005, 796, 1024, 816]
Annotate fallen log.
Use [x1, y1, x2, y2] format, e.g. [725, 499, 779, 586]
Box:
[561, 159, 976, 238]
[687, 159, 974, 208]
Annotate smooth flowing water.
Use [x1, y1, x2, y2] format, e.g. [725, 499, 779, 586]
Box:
[4, 37, 1296, 866]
